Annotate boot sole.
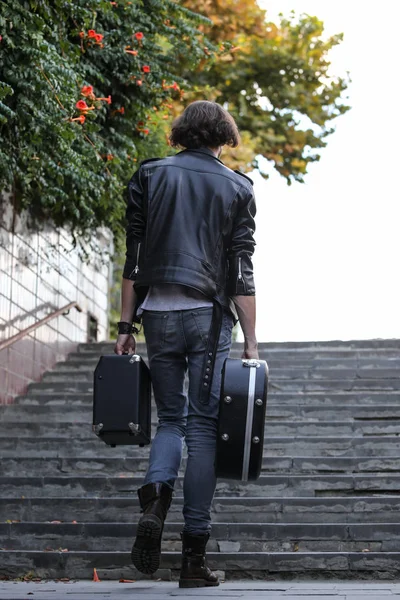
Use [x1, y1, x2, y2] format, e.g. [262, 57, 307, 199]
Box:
[179, 579, 220, 588]
[131, 514, 162, 575]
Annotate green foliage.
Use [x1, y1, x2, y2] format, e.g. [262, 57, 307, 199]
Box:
[0, 0, 217, 249]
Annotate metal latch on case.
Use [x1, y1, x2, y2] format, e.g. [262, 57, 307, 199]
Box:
[242, 359, 260, 368]
[93, 423, 103, 435]
[129, 422, 141, 434]
[129, 355, 140, 363]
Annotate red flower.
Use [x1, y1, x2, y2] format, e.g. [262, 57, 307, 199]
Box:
[72, 115, 86, 124]
[81, 85, 94, 97]
[79, 32, 85, 39]
[107, 154, 114, 161]
[143, 129, 150, 135]
[134, 32, 144, 41]
[125, 49, 138, 56]
[88, 30, 96, 38]
[142, 65, 150, 73]
[96, 95, 112, 105]
[117, 107, 125, 115]
[76, 100, 89, 111]
[95, 33, 104, 43]
[110, 1, 118, 5]
[172, 82, 179, 90]
[136, 80, 143, 86]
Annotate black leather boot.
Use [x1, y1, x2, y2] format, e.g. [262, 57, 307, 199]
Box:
[131, 482, 173, 574]
[179, 532, 219, 588]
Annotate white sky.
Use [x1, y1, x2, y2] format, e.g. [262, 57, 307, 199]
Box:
[249, 0, 400, 342]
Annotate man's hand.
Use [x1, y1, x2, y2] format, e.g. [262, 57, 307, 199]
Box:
[242, 342, 259, 360]
[114, 334, 136, 356]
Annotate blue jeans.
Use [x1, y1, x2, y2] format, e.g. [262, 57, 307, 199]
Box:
[142, 307, 233, 534]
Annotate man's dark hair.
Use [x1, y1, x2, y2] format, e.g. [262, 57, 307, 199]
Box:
[169, 101, 240, 149]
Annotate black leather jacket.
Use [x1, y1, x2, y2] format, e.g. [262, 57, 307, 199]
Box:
[122, 148, 256, 321]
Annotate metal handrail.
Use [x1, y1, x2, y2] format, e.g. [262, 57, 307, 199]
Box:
[0, 302, 83, 352]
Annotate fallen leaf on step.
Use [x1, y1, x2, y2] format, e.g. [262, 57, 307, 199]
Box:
[72, 520, 78, 524]
[119, 579, 136, 583]
[50, 520, 62, 524]
[362, 548, 370, 552]
[58, 548, 69, 552]
[57, 578, 70, 582]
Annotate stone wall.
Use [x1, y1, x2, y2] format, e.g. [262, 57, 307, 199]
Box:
[0, 200, 113, 403]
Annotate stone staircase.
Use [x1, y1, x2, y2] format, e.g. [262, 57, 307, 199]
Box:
[1, 340, 400, 580]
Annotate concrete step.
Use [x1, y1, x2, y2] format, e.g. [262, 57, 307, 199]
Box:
[15, 390, 400, 406]
[1, 436, 400, 457]
[2, 474, 400, 498]
[9, 403, 400, 422]
[2, 495, 400, 524]
[1, 420, 400, 438]
[1, 549, 400, 579]
[79, 339, 400, 352]
[1, 521, 399, 553]
[48, 360, 400, 378]
[26, 378, 400, 394]
[8, 401, 400, 423]
[2, 455, 400, 477]
[62, 354, 400, 369]
[42, 367, 400, 382]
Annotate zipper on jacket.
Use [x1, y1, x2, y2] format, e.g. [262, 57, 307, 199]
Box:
[134, 242, 141, 274]
[238, 257, 243, 281]
[129, 242, 141, 278]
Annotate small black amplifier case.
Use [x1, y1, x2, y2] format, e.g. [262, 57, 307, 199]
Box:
[93, 354, 151, 447]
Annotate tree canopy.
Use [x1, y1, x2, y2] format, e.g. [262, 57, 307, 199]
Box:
[181, 0, 350, 181]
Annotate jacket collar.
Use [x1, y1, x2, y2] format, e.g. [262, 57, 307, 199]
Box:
[181, 147, 224, 165]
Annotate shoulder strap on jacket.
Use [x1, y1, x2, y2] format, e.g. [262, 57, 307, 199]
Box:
[234, 170, 254, 186]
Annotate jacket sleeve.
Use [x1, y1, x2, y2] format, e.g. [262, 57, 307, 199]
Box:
[226, 186, 256, 296]
[122, 167, 146, 281]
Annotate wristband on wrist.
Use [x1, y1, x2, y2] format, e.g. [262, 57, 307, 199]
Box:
[117, 321, 139, 335]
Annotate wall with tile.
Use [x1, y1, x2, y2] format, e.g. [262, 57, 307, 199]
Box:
[0, 200, 113, 404]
